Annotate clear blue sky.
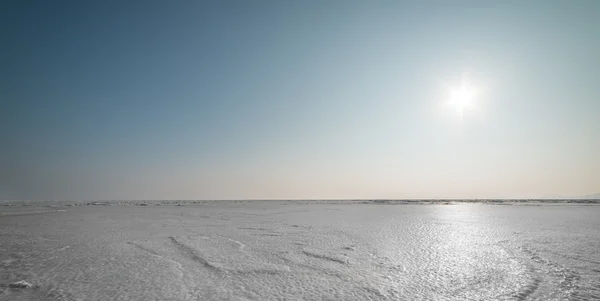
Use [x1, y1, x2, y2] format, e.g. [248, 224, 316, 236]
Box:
[2, 1, 599, 200]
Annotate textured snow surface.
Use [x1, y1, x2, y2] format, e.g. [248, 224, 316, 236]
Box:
[1, 201, 599, 300]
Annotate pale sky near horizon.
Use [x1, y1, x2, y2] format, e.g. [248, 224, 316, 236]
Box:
[1, 1, 599, 200]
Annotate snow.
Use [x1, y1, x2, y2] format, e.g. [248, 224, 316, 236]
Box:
[8, 281, 31, 289]
[0, 201, 599, 300]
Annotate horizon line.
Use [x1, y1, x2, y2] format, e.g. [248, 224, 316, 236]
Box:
[3, 198, 600, 202]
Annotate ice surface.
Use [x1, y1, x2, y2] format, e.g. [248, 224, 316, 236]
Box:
[8, 281, 31, 289]
[1, 201, 599, 300]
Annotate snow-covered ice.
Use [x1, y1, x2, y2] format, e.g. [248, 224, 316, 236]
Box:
[8, 281, 32, 289]
[1, 200, 599, 300]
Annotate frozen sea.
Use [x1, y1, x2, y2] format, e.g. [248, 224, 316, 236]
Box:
[1, 200, 599, 301]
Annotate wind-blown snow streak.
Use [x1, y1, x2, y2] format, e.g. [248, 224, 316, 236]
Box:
[302, 249, 349, 264]
[168, 236, 222, 272]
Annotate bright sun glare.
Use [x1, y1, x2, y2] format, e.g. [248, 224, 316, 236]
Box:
[447, 78, 476, 120]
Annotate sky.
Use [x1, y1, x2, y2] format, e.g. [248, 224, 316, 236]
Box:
[1, 0, 599, 200]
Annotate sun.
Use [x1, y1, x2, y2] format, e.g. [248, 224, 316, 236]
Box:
[447, 78, 476, 120]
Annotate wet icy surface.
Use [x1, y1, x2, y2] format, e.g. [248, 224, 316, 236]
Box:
[1, 201, 599, 300]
